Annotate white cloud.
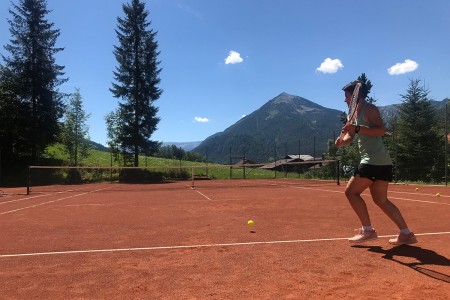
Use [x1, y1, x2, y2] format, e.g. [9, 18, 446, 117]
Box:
[316, 58, 343, 74]
[387, 59, 419, 75]
[194, 116, 209, 123]
[225, 50, 244, 64]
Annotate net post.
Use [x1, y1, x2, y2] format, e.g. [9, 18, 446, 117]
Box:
[191, 167, 195, 189]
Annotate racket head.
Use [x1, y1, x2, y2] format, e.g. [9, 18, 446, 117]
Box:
[347, 82, 361, 124]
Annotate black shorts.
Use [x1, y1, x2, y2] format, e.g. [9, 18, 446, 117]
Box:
[354, 164, 393, 182]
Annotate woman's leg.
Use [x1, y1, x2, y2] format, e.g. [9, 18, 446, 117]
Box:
[345, 175, 373, 226]
[369, 180, 408, 230]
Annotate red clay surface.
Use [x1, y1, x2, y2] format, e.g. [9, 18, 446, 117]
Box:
[0, 179, 449, 299]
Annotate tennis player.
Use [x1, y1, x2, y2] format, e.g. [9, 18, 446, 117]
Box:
[335, 80, 418, 245]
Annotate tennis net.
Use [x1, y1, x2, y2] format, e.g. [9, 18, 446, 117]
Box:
[26, 160, 340, 194]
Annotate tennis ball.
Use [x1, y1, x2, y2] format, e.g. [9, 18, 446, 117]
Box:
[415, 188, 419, 191]
[436, 193, 440, 197]
[247, 220, 254, 227]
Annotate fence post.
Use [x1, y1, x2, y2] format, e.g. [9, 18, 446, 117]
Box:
[336, 160, 340, 185]
[229, 146, 232, 179]
[445, 103, 448, 186]
[27, 166, 31, 195]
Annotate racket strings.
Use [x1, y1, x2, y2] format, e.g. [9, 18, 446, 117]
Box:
[347, 82, 361, 124]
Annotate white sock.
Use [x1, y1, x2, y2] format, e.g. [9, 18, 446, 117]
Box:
[363, 226, 373, 232]
[400, 228, 411, 235]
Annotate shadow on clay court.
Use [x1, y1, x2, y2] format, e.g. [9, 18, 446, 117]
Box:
[354, 245, 450, 283]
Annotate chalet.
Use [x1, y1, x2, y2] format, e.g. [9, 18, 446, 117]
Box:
[259, 154, 322, 172]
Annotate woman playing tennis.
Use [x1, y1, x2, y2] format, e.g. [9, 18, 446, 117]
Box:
[335, 80, 417, 245]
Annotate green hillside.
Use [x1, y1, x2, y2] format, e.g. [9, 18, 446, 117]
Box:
[44, 144, 199, 168]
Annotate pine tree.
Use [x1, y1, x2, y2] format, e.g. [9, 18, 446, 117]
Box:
[61, 88, 90, 166]
[2, 0, 67, 163]
[357, 73, 376, 104]
[0, 66, 20, 166]
[110, 0, 162, 167]
[396, 79, 442, 182]
[105, 109, 128, 166]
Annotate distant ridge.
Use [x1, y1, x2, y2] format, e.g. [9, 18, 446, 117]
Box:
[162, 141, 202, 151]
[89, 140, 109, 152]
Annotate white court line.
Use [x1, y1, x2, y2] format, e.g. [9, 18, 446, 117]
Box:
[63, 203, 124, 207]
[0, 193, 51, 205]
[192, 189, 212, 201]
[389, 196, 450, 206]
[187, 183, 213, 201]
[389, 190, 450, 198]
[0, 186, 115, 215]
[276, 183, 450, 206]
[1, 231, 449, 259]
[0, 185, 109, 205]
[192, 179, 450, 206]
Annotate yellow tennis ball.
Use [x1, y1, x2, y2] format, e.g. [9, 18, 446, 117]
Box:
[247, 220, 254, 227]
[436, 193, 440, 197]
[415, 188, 419, 191]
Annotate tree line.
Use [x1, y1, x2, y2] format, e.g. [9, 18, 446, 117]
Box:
[0, 0, 164, 184]
[156, 145, 203, 162]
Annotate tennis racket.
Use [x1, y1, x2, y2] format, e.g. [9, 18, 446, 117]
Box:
[346, 81, 362, 125]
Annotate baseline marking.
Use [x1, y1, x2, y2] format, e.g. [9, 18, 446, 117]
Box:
[1, 231, 449, 258]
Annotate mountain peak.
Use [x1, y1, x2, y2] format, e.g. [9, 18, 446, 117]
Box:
[268, 92, 324, 113]
[273, 92, 296, 103]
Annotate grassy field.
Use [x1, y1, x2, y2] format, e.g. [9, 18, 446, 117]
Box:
[38, 144, 338, 185]
[44, 144, 199, 168]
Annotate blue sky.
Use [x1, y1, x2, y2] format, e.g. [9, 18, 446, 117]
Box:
[1, 0, 449, 145]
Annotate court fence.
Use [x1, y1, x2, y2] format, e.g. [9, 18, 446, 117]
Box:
[26, 160, 340, 194]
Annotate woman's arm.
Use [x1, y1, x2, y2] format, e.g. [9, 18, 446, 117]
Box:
[335, 130, 354, 147]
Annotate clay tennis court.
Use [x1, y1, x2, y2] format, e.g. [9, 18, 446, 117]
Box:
[0, 179, 449, 299]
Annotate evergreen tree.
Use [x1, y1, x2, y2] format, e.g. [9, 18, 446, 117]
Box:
[2, 0, 67, 163]
[105, 109, 129, 166]
[0, 66, 20, 167]
[357, 73, 375, 104]
[383, 114, 398, 179]
[110, 0, 162, 167]
[60, 88, 90, 166]
[396, 79, 442, 182]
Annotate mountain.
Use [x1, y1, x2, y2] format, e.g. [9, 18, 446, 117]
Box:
[162, 141, 202, 151]
[89, 140, 109, 152]
[192, 92, 344, 163]
[378, 98, 449, 127]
